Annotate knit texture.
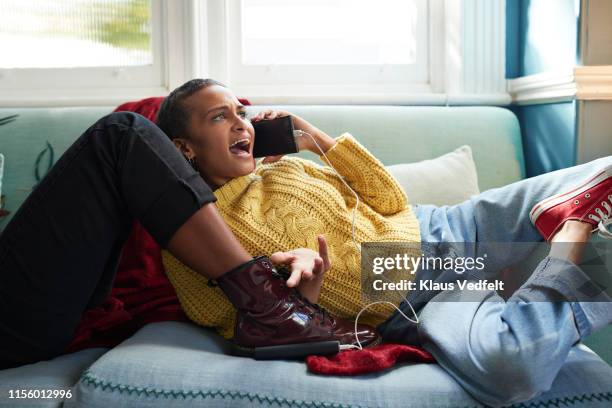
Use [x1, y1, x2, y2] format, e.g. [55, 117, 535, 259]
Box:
[163, 133, 421, 339]
[306, 343, 435, 375]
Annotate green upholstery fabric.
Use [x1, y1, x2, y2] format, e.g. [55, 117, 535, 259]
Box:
[0, 105, 524, 229]
[249, 105, 525, 189]
[0, 107, 113, 227]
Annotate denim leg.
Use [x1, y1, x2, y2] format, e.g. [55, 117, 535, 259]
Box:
[379, 156, 612, 343]
[416, 155, 612, 270]
[380, 157, 612, 405]
[0, 112, 216, 369]
[417, 256, 611, 407]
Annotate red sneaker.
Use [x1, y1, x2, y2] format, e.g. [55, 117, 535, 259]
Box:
[530, 166, 612, 241]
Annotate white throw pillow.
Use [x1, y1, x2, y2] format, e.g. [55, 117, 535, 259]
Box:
[386, 145, 480, 206]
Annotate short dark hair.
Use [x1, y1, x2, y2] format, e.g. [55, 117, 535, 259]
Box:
[156, 78, 226, 140]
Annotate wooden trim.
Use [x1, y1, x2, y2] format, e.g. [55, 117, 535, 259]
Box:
[507, 71, 576, 105]
[575, 65, 612, 100]
[508, 66, 612, 105]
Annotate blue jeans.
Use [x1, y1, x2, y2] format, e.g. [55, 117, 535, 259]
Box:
[378, 156, 612, 406]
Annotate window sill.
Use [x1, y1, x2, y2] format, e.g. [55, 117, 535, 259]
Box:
[0, 87, 170, 107]
[0, 87, 512, 107]
[241, 92, 512, 106]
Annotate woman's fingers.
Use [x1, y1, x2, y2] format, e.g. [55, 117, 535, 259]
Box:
[281, 242, 327, 287]
[287, 259, 317, 287]
[286, 267, 303, 287]
[262, 155, 284, 164]
[301, 268, 314, 281]
[265, 110, 289, 119]
[317, 235, 331, 271]
[252, 110, 290, 123]
[312, 257, 324, 276]
[272, 251, 304, 287]
[270, 251, 296, 265]
[251, 110, 271, 122]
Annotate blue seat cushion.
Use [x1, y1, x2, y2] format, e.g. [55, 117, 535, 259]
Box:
[0, 348, 108, 407]
[67, 322, 612, 407]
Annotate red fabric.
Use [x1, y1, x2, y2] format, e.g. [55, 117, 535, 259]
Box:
[66, 95, 250, 352]
[306, 343, 435, 376]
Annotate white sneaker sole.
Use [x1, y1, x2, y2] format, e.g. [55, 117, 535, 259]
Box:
[529, 165, 612, 223]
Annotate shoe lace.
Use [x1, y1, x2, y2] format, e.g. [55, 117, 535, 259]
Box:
[587, 194, 612, 239]
[290, 291, 334, 325]
[272, 267, 333, 325]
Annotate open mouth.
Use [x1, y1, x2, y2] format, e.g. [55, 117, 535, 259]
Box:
[229, 138, 251, 156]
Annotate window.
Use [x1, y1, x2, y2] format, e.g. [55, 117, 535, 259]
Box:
[0, 0, 508, 106]
[1, 0, 153, 69]
[218, 0, 429, 99]
[240, 0, 419, 66]
[202, 0, 508, 104]
[0, 0, 166, 103]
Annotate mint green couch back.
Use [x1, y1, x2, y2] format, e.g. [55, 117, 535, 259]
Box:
[0, 105, 524, 229]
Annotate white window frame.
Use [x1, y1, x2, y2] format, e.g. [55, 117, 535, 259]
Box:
[227, 0, 429, 92]
[0, 0, 196, 107]
[0, 0, 510, 106]
[201, 0, 510, 105]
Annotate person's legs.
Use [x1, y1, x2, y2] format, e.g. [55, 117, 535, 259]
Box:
[415, 155, 612, 270]
[379, 158, 611, 343]
[0, 112, 251, 368]
[416, 254, 611, 406]
[394, 158, 612, 405]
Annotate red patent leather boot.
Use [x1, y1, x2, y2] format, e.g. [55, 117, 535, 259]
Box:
[216, 256, 379, 359]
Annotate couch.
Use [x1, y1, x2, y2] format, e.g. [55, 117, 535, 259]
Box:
[0, 105, 611, 407]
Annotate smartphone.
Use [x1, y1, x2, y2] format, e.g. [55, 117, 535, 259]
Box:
[252, 115, 299, 158]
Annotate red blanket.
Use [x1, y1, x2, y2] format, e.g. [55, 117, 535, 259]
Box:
[306, 343, 435, 375]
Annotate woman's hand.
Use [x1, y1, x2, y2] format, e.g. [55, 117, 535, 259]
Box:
[269, 235, 331, 303]
[250, 110, 337, 163]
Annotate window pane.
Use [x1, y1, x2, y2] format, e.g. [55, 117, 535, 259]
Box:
[0, 0, 152, 69]
[241, 0, 418, 65]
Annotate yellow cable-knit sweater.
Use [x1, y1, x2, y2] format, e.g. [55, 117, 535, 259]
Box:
[163, 133, 421, 339]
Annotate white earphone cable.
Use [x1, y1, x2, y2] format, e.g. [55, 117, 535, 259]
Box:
[294, 129, 419, 350]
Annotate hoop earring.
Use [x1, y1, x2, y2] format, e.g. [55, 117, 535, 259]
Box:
[186, 156, 197, 170]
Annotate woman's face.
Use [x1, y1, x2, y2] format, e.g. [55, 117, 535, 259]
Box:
[179, 85, 255, 188]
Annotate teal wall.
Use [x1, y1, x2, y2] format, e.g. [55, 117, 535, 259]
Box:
[520, 0, 580, 75]
[506, 0, 521, 79]
[506, 0, 580, 176]
[518, 102, 577, 176]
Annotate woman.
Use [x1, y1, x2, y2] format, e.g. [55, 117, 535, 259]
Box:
[0, 85, 378, 370]
[158, 79, 612, 406]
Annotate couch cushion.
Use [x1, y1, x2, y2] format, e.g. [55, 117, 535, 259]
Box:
[387, 145, 480, 205]
[67, 322, 612, 408]
[0, 348, 108, 407]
